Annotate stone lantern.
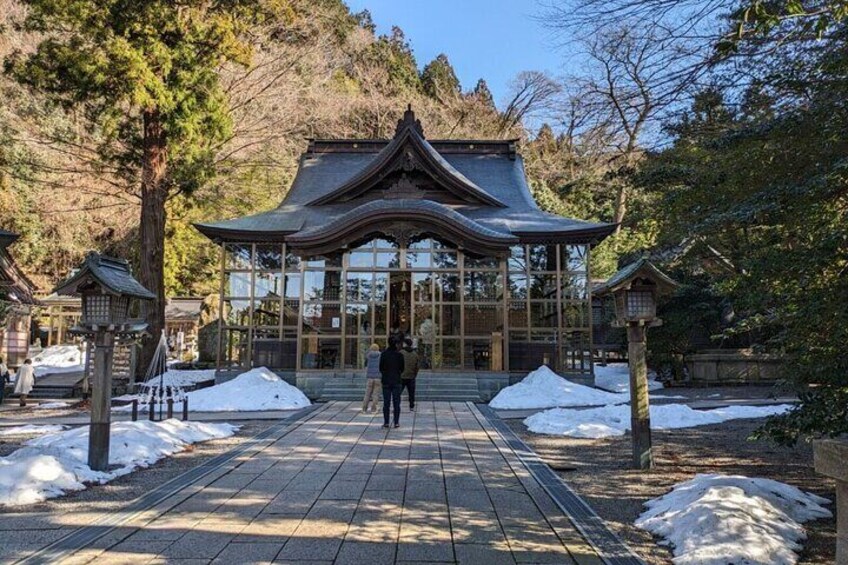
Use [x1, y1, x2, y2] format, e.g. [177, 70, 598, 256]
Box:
[595, 258, 678, 469]
[54, 253, 154, 471]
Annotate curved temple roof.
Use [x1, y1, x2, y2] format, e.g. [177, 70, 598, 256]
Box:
[195, 107, 616, 252]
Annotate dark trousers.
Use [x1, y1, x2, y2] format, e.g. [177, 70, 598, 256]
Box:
[382, 384, 402, 425]
[401, 379, 416, 408]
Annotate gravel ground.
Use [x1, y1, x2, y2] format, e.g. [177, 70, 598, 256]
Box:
[0, 420, 273, 518]
[508, 417, 837, 565]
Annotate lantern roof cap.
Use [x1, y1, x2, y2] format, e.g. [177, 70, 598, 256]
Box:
[54, 252, 155, 300]
[594, 257, 678, 296]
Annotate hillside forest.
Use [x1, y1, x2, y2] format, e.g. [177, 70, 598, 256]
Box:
[0, 0, 846, 441]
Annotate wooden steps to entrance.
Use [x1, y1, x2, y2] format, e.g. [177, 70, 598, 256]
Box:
[320, 373, 481, 402]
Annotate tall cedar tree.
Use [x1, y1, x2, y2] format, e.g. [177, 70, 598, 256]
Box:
[4, 0, 275, 374]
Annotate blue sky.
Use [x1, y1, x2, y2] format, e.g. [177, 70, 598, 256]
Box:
[344, 0, 569, 109]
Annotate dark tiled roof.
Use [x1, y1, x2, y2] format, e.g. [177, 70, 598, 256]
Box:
[195, 109, 616, 246]
[594, 258, 679, 296]
[54, 252, 155, 300]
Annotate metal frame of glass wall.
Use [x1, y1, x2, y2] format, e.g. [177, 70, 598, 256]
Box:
[217, 238, 592, 375]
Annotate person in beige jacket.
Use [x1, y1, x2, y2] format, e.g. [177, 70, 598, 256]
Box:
[362, 344, 382, 412]
[14, 358, 35, 407]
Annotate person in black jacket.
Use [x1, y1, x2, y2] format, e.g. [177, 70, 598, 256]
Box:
[379, 337, 405, 428]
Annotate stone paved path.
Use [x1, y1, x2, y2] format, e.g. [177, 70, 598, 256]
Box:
[14, 402, 610, 565]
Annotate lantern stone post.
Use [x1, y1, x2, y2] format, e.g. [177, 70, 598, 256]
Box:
[595, 258, 678, 470]
[53, 253, 154, 471]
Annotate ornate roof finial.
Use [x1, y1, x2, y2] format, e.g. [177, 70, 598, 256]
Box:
[395, 104, 424, 137]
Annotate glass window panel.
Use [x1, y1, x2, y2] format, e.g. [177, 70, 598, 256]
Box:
[373, 272, 389, 302]
[562, 245, 588, 272]
[346, 272, 372, 302]
[344, 338, 373, 369]
[436, 339, 461, 369]
[414, 304, 436, 343]
[509, 301, 528, 328]
[561, 273, 589, 300]
[406, 250, 432, 269]
[433, 251, 458, 269]
[349, 251, 374, 268]
[283, 299, 299, 327]
[464, 337, 502, 371]
[224, 272, 252, 297]
[375, 251, 400, 268]
[304, 252, 342, 268]
[508, 273, 528, 300]
[223, 299, 251, 326]
[464, 271, 503, 302]
[562, 301, 590, 328]
[374, 304, 388, 335]
[300, 337, 341, 369]
[464, 304, 504, 335]
[509, 245, 527, 272]
[530, 301, 558, 328]
[251, 329, 296, 370]
[408, 238, 430, 250]
[303, 271, 341, 301]
[372, 238, 397, 249]
[225, 244, 252, 270]
[431, 239, 453, 250]
[285, 252, 301, 271]
[255, 245, 283, 271]
[528, 244, 558, 271]
[529, 274, 557, 300]
[435, 274, 459, 302]
[254, 271, 283, 299]
[440, 304, 461, 336]
[509, 332, 557, 372]
[562, 330, 592, 372]
[301, 303, 342, 334]
[283, 274, 301, 300]
[345, 303, 370, 336]
[464, 254, 499, 269]
[221, 328, 249, 368]
[413, 273, 433, 302]
[253, 298, 281, 327]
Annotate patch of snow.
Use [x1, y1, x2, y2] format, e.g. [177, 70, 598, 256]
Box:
[141, 369, 216, 389]
[0, 419, 236, 506]
[593, 363, 664, 393]
[0, 425, 66, 437]
[524, 403, 793, 438]
[118, 367, 311, 413]
[489, 366, 628, 410]
[35, 402, 72, 410]
[31, 345, 86, 377]
[635, 474, 831, 565]
[184, 367, 310, 412]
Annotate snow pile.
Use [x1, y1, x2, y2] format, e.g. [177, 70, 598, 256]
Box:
[0, 419, 236, 506]
[594, 363, 663, 393]
[35, 402, 72, 410]
[143, 368, 216, 389]
[183, 367, 310, 412]
[31, 345, 85, 377]
[524, 403, 793, 438]
[490, 366, 627, 410]
[636, 474, 831, 565]
[0, 425, 66, 437]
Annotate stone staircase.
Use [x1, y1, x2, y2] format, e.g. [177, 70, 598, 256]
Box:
[320, 372, 481, 402]
[28, 372, 84, 399]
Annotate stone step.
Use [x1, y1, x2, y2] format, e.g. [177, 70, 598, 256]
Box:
[28, 386, 78, 399]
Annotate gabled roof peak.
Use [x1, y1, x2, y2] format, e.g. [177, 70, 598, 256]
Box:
[395, 104, 424, 137]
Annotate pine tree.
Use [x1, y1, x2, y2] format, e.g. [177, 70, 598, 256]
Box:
[421, 54, 461, 101]
[5, 0, 280, 373]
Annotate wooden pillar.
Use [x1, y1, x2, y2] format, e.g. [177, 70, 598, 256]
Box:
[627, 323, 652, 470]
[89, 330, 115, 471]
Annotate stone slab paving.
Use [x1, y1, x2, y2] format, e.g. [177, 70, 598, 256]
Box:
[12, 402, 617, 565]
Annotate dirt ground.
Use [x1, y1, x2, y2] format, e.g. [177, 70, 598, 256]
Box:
[509, 417, 837, 565]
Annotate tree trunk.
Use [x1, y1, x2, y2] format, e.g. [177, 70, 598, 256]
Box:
[613, 184, 627, 235]
[137, 110, 168, 379]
